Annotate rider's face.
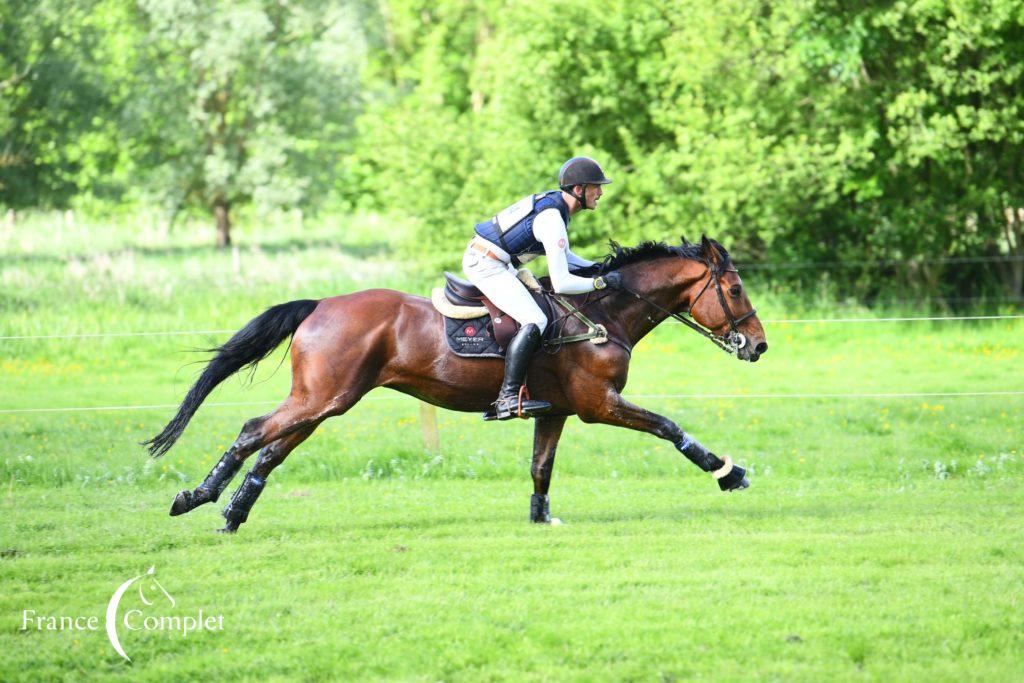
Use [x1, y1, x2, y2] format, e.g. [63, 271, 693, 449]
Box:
[583, 184, 604, 209]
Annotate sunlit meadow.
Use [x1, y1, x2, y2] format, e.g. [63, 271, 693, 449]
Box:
[1, 213, 1021, 681]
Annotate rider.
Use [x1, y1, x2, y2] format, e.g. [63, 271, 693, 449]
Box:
[464, 156, 622, 420]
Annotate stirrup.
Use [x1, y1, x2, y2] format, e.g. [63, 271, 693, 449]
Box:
[483, 386, 551, 421]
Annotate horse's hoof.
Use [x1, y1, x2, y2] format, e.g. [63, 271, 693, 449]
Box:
[728, 477, 750, 492]
[549, 517, 564, 526]
[717, 464, 749, 492]
[216, 523, 239, 534]
[169, 491, 193, 516]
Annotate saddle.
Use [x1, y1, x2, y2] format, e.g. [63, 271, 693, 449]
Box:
[432, 270, 555, 352]
[431, 270, 610, 358]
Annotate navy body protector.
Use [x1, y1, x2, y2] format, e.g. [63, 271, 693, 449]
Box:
[474, 191, 570, 268]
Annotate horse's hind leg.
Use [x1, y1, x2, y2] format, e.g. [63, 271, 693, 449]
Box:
[167, 407, 302, 518]
[169, 388, 366, 518]
[169, 438, 254, 517]
[215, 368, 382, 531]
[217, 425, 316, 533]
[170, 319, 385, 520]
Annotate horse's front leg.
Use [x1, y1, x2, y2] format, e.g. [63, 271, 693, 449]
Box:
[579, 390, 748, 492]
[530, 415, 567, 524]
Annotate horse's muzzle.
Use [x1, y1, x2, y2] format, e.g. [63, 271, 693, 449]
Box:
[738, 340, 768, 362]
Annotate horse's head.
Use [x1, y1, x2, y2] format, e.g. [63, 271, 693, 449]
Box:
[685, 235, 767, 362]
[593, 236, 767, 361]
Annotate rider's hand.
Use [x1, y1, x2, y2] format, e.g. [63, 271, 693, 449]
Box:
[595, 272, 623, 290]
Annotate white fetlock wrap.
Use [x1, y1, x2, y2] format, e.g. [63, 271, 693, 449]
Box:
[711, 455, 734, 480]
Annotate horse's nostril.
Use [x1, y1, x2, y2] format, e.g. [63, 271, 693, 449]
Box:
[755, 341, 768, 354]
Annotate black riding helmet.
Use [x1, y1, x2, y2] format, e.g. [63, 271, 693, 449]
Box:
[558, 156, 612, 210]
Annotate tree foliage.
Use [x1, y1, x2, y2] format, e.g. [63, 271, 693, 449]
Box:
[349, 0, 1024, 299]
[0, 0, 133, 205]
[2, 0, 1023, 298]
[128, 0, 368, 245]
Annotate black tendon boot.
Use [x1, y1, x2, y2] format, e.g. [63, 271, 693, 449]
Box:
[219, 471, 267, 533]
[170, 452, 243, 516]
[530, 493, 551, 523]
[675, 434, 749, 492]
[489, 324, 551, 421]
[713, 456, 749, 491]
[529, 493, 562, 525]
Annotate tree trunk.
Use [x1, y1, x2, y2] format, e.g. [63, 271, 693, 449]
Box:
[1009, 208, 1023, 298]
[214, 198, 231, 248]
[996, 204, 1024, 299]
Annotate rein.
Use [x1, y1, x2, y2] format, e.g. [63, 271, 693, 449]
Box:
[538, 258, 755, 356]
[543, 293, 633, 356]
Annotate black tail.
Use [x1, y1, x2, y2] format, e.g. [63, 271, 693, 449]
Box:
[143, 299, 320, 458]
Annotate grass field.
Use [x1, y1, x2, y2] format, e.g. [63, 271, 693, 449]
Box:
[2, 215, 1022, 680]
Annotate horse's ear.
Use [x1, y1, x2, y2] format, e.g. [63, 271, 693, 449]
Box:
[700, 234, 719, 265]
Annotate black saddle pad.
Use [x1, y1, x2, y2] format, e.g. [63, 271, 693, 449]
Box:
[443, 315, 505, 358]
[440, 286, 562, 359]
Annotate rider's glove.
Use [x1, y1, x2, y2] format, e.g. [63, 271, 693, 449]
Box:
[594, 272, 623, 291]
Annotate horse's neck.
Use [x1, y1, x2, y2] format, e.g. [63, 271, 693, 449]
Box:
[613, 259, 706, 345]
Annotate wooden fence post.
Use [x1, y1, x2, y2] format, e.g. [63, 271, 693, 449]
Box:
[419, 402, 440, 453]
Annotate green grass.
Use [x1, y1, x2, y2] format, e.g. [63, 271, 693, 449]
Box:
[1, 213, 1022, 680]
[3, 479, 1023, 681]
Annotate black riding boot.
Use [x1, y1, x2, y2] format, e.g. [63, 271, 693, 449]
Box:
[489, 324, 551, 421]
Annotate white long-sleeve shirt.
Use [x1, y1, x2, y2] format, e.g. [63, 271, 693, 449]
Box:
[525, 208, 597, 294]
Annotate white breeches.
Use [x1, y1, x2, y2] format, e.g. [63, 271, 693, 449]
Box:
[462, 243, 548, 332]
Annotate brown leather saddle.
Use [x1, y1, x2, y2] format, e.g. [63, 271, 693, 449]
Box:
[443, 272, 557, 350]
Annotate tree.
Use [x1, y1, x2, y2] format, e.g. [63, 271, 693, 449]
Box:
[351, 0, 1024, 303]
[867, 0, 1024, 297]
[129, 0, 368, 246]
[0, 0, 132, 207]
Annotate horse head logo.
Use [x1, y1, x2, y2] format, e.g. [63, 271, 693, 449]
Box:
[137, 566, 175, 608]
[105, 566, 174, 662]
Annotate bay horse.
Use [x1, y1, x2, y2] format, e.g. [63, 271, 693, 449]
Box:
[144, 235, 767, 532]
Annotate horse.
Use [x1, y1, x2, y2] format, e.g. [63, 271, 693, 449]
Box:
[144, 235, 768, 532]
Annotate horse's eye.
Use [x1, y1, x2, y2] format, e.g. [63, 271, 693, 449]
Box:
[729, 285, 742, 298]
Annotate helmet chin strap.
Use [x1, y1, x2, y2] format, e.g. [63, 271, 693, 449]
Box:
[573, 185, 589, 211]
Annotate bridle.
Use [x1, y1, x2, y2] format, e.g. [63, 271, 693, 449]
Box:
[621, 259, 757, 355]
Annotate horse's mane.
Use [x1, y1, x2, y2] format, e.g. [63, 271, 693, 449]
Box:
[572, 237, 732, 276]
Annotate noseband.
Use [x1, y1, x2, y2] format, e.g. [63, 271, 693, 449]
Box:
[622, 260, 757, 354]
